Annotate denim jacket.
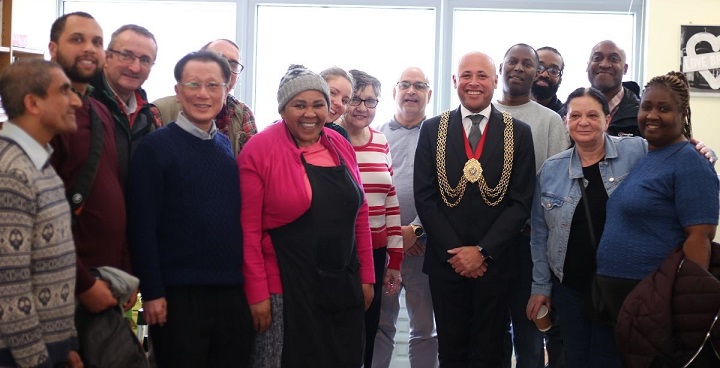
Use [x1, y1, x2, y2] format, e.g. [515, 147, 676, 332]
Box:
[530, 134, 647, 296]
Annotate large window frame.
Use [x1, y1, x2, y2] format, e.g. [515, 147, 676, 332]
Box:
[59, 0, 646, 118]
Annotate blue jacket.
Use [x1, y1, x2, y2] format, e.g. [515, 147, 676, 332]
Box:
[530, 134, 647, 296]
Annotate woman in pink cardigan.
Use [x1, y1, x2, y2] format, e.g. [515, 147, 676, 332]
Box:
[238, 64, 374, 367]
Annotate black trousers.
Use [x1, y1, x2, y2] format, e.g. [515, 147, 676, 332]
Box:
[149, 285, 254, 368]
[430, 276, 511, 368]
[364, 246, 387, 367]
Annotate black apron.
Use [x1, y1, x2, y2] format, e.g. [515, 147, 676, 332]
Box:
[269, 153, 365, 368]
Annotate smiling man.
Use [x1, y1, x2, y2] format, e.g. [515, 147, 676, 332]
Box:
[127, 51, 253, 367]
[586, 40, 640, 137]
[531, 46, 565, 113]
[374, 67, 439, 368]
[90, 24, 161, 187]
[414, 51, 536, 367]
[48, 12, 138, 364]
[495, 43, 569, 368]
[153, 39, 257, 156]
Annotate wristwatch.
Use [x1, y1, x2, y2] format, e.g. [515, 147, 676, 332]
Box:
[410, 224, 424, 237]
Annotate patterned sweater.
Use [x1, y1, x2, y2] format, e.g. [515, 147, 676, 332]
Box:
[353, 128, 403, 270]
[0, 137, 76, 368]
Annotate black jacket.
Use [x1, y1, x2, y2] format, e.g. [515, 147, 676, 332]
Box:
[90, 73, 159, 187]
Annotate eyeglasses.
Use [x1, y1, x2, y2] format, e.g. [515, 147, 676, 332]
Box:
[538, 65, 562, 77]
[227, 60, 244, 74]
[396, 81, 430, 91]
[178, 81, 228, 92]
[349, 97, 379, 108]
[107, 49, 154, 68]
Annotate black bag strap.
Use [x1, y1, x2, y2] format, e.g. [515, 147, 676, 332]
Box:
[577, 178, 596, 248]
[68, 99, 105, 216]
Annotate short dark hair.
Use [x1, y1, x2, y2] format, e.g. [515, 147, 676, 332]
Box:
[504, 43, 539, 65]
[565, 87, 610, 116]
[537, 46, 564, 69]
[0, 59, 63, 120]
[173, 51, 231, 83]
[108, 24, 158, 56]
[50, 12, 95, 43]
[348, 69, 381, 98]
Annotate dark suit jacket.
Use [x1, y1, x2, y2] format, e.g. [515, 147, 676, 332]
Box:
[414, 105, 535, 282]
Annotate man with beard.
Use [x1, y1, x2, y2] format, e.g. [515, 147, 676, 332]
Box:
[494, 43, 568, 368]
[374, 67, 439, 368]
[48, 12, 133, 317]
[531, 47, 565, 113]
[586, 40, 640, 137]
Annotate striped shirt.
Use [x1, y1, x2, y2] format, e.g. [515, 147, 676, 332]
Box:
[353, 128, 403, 270]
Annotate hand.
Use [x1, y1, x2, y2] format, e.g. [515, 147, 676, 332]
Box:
[383, 268, 402, 296]
[526, 294, 551, 321]
[77, 279, 118, 313]
[405, 241, 426, 256]
[65, 350, 83, 368]
[122, 289, 139, 312]
[143, 297, 167, 326]
[249, 299, 272, 334]
[362, 284, 374, 311]
[447, 246, 487, 278]
[690, 138, 717, 164]
[401, 226, 418, 251]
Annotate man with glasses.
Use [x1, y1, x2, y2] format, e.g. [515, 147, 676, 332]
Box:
[153, 39, 257, 155]
[494, 43, 569, 368]
[374, 67, 439, 368]
[128, 51, 253, 367]
[531, 47, 565, 113]
[90, 24, 162, 188]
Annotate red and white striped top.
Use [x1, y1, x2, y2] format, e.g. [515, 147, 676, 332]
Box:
[353, 128, 403, 270]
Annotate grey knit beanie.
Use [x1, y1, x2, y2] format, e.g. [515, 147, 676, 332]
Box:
[277, 64, 330, 113]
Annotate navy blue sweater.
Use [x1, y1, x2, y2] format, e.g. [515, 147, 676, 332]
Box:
[127, 123, 243, 300]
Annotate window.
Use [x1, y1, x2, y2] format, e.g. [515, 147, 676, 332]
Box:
[253, 5, 436, 129]
[451, 9, 636, 109]
[63, 1, 236, 102]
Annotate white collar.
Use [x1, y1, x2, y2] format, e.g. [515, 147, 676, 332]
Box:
[0, 121, 53, 170]
[175, 112, 218, 140]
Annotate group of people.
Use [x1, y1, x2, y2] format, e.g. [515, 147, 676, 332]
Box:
[0, 9, 718, 368]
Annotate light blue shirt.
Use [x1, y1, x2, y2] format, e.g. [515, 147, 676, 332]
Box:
[174, 112, 218, 140]
[0, 121, 53, 170]
[529, 134, 647, 296]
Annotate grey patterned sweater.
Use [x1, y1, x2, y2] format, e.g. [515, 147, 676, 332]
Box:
[0, 138, 77, 368]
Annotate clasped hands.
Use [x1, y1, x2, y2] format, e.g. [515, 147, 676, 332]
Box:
[447, 246, 488, 278]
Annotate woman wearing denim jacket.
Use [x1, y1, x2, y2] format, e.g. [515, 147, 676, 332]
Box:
[526, 87, 646, 368]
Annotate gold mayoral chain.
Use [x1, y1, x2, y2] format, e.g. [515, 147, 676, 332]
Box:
[435, 110, 514, 207]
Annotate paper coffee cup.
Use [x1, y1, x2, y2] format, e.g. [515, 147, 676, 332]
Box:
[534, 305, 552, 332]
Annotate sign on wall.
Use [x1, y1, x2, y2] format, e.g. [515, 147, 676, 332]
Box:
[681, 25, 720, 94]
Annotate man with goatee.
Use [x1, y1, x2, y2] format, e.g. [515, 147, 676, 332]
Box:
[531, 46, 565, 114]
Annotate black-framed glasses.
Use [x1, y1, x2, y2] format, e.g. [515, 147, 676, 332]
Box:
[538, 64, 562, 77]
[349, 97, 379, 108]
[107, 49, 154, 68]
[396, 81, 430, 91]
[178, 81, 228, 92]
[228, 60, 244, 74]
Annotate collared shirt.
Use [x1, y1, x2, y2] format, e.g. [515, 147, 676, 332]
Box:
[460, 104, 492, 137]
[608, 88, 625, 118]
[174, 112, 218, 140]
[0, 121, 53, 170]
[108, 85, 138, 115]
[73, 84, 94, 101]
